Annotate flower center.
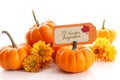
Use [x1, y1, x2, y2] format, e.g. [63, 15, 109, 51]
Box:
[31, 60, 36, 67]
[39, 49, 45, 56]
[94, 49, 99, 54]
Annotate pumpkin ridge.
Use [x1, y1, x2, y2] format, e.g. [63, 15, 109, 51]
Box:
[81, 48, 92, 70]
[84, 48, 94, 69]
[88, 48, 94, 67]
[62, 50, 69, 71]
[75, 51, 81, 72]
[75, 50, 85, 72]
[55, 48, 63, 69]
[26, 31, 33, 45]
[80, 49, 88, 70]
[30, 28, 44, 43]
[39, 25, 53, 43]
[7, 49, 20, 70]
[0, 48, 9, 70]
[69, 51, 76, 72]
[104, 29, 110, 40]
[107, 29, 113, 42]
[17, 48, 27, 68]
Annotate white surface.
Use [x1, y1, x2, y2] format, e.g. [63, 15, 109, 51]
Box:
[0, 0, 120, 80]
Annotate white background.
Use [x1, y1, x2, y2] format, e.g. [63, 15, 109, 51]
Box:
[0, 0, 120, 80]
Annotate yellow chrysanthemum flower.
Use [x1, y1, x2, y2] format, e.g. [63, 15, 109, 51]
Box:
[31, 40, 53, 56]
[91, 38, 117, 62]
[23, 54, 41, 72]
[31, 40, 53, 68]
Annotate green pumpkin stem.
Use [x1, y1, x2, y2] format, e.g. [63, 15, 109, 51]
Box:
[102, 19, 105, 29]
[72, 41, 77, 50]
[32, 10, 40, 26]
[2, 31, 17, 48]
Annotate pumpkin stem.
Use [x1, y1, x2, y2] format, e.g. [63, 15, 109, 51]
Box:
[72, 41, 77, 50]
[2, 31, 17, 48]
[32, 10, 40, 26]
[102, 19, 105, 29]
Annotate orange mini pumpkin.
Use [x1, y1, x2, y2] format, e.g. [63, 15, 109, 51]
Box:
[97, 19, 116, 43]
[55, 41, 95, 73]
[26, 10, 56, 46]
[0, 31, 32, 70]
